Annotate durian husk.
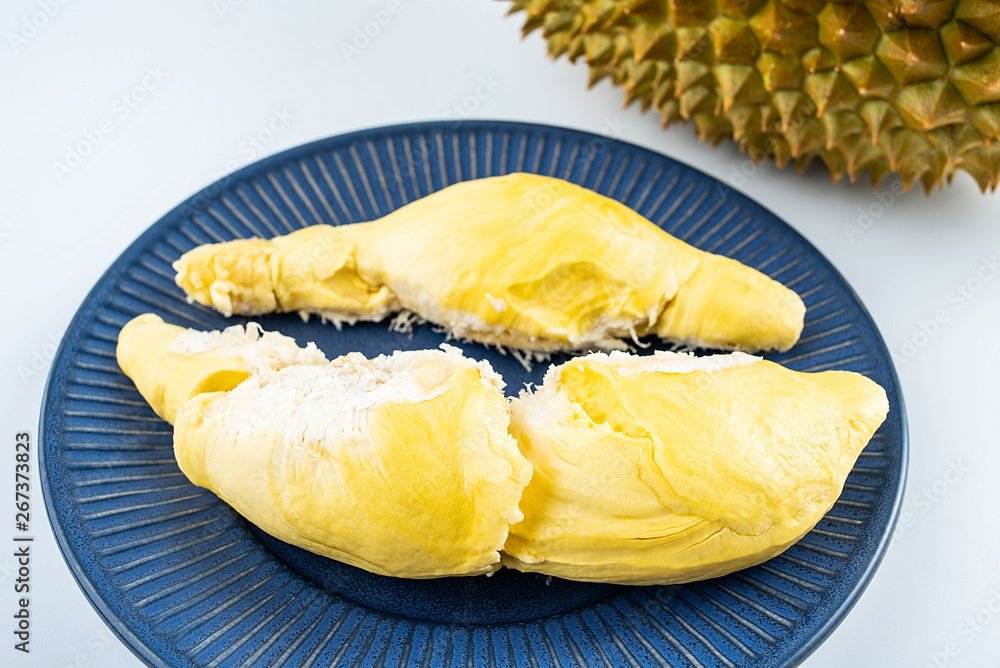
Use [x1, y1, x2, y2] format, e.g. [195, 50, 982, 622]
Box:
[504, 0, 1000, 193]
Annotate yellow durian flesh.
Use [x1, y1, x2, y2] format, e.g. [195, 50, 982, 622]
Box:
[338, 173, 677, 350]
[173, 228, 396, 322]
[116, 314, 532, 579]
[173, 239, 277, 317]
[650, 237, 806, 353]
[115, 313, 327, 424]
[173, 346, 532, 578]
[503, 351, 889, 585]
[173, 173, 805, 353]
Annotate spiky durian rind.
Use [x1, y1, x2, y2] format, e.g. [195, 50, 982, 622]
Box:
[504, 0, 1000, 193]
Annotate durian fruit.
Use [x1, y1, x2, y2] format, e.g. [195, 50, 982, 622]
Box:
[503, 350, 889, 585]
[504, 0, 1000, 193]
[175, 173, 805, 353]
[172, 229, 397, 326]
[116, 313, 328, 423]
[117, 314, 533, 579]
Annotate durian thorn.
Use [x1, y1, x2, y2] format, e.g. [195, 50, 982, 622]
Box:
[868, 169, 885, 191]
[587, 66, 607, 88]
[793, 154, 817, 173]
[520, 11, 545, 35]
[847, 157, 876, 184]
[509, 0, 1000, 193]
[898, 170, 920, 193]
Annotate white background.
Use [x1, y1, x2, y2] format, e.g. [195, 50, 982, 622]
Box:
[1, 1, 999, 666]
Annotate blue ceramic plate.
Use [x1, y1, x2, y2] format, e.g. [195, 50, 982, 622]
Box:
[40, 121, 907, 668]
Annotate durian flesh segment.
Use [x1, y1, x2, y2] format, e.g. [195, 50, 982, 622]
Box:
[174, 173, 804, 353]
[174, 345, 533, 578]
[337, 173, 679, 350]
[115, 313, 327, 424]
[173, 227, 397, 322]
[173, 239, 276, 317]
[650, 236, 806, 352]
[503, 351, 889, 585]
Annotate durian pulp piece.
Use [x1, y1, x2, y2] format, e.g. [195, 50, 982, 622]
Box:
[648, 232, 806, 352]
[115, 313, 327, 424]
[173, 228, 397, 323]
[503, 351, 889, 585]
[117, 314, 532, 579]
[174, 173, 805, 353]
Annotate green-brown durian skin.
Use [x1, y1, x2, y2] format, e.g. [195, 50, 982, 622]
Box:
[504, 0, 1000, 193]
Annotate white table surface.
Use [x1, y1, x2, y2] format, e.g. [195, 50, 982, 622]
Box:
[2, 1, 998, 666]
